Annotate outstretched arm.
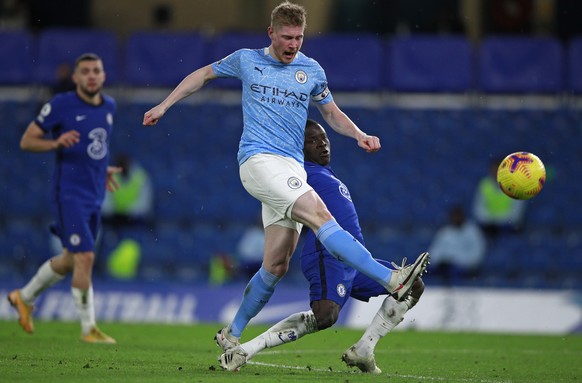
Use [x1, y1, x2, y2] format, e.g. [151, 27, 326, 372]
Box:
[143, 64, 217, 126]
[20, 121, 80, 152]
[316, 101, 381, 153]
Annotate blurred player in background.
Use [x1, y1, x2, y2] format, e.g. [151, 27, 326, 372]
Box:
[143, 0, 429, 352]
[429, 204, 486, 285]
[220, 120, 426, 372]
[7, 53, 120, 344]
[472, 158, 526, 237]
[102, 153, 154, 229]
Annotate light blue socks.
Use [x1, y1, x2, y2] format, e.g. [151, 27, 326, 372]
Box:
[230, 219, 391, 338]
[231, 265, 281, 338]
[317, 219, 392, 289]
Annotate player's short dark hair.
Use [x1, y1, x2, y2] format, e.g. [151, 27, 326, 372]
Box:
[271, 1, 306, 29]
[74, 53, 102, 68]
[305, 119, 320, 130]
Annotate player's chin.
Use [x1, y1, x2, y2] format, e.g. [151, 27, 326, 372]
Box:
[81, 86, 100, 97]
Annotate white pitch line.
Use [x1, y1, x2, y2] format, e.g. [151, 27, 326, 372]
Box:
[247, 361, 513, 383]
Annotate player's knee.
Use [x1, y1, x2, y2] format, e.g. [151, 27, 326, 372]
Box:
[411, 277, 425, 300]
[50, 253, 74, 273]
[312, 300, 340, 330]
[293, 191, 333, 230]
[315, 311, 338, 330]
[73, 251, 95, 269]
[315, 312, 338, 330]
[263, 259, 289, 277]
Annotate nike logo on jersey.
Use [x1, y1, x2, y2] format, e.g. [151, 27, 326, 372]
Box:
[254, 66, 265, 75]
[75, 115, 87, 121]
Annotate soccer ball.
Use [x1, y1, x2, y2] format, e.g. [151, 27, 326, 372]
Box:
[497, 152, 546, 200]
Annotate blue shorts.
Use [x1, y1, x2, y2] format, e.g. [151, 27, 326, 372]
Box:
[50, 196, 101, 253]
[300, 248, 391, 308]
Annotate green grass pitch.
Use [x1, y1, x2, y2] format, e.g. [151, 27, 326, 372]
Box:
[1, 320, 580, 383]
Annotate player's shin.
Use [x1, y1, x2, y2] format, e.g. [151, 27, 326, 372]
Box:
[21, 259, 66, 303]
[354, 297, 407, 356]
[316, 220, 392, 289]
[231, 266, 281, 337]
[71, 286, 96, 335]
[242, 311, 318, 359]
[265, 310, 318, 347]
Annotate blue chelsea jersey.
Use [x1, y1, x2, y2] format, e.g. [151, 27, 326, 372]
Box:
[302, 161, 364, 255]
[35, 91, 116, 206]
[212, 48, 333, 165]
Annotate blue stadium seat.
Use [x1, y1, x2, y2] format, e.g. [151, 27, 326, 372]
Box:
[133, 226, 181, 281]
[478, 36, 564, 93]
[125, 32, 205, 87]
[386, 35, 473, 92]
[301, 34, 383, 91]
[559, 233, 582, 284]
[5, 221, 51, 264]
[209, 32, 268, 61]
[0, 31, 34, 85]
[207, 33, 269, 89]
[169, 224, 217, 265]
[567, 37, 582, 93]
[37, 28, 120, 85]
[2, 97, 581, 287]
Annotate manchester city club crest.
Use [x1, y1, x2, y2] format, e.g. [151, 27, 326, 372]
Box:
[295, 70, 307, 84]
[287, 176, 302, 189]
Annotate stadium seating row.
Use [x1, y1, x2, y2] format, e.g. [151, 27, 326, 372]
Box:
[1, 218, 580, 289]
[1, 29, 581, 93]
[2, 102, 581, 228]
[1, 100, 581, 289]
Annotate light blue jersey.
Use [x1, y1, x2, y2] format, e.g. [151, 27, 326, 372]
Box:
[211, 48, 333, 165]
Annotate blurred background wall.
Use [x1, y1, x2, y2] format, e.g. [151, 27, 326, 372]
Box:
[0, 0, 581, 295]
[2, 0, 581, 40]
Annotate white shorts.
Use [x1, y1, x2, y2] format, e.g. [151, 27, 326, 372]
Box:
[239, 153, 312, 233]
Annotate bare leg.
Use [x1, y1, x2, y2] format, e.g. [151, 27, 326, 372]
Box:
[226, 224, 299, 339]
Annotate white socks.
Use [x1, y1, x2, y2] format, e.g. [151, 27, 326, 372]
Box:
[19, 258, 97, 335]
[241, 310, 318, 360]
[353, 297, 408, 357]
[237, 298, 410, 363]
[71, 286, 96, 335]
[20, 259, 65, 304]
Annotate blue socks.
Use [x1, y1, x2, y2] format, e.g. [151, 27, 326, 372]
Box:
[317, 219, 392, 289]
[230, 265, 281, 338]
[229, 220, 390, 338]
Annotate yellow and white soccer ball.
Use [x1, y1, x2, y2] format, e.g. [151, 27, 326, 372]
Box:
[497, 152, 546, 200]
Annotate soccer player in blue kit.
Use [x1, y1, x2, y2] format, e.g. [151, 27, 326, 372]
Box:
[143, 0, 429, 356]
[218, 119, 426, 372]
[7, 53, 120, 344]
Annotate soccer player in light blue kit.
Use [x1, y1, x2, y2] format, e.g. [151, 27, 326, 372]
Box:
[8, 53, 120, 343]
[143, 0, 429, 359]
[218, 120, 426, 372]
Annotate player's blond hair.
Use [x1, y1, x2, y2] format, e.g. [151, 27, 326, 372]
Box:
[271, 1, 307, 30]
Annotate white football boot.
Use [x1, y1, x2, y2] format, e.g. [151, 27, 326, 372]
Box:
[387, 252, 430, 301]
